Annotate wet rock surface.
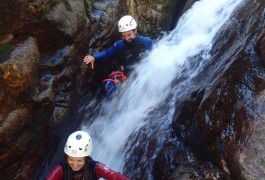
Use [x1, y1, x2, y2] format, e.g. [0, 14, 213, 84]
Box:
[232, 91, 265, 179]
[0, 38, 42, 179]
[170, 0, 265, 179]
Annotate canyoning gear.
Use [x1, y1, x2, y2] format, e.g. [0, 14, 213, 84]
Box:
[47, 165, 63, 180]
[64, 131, 92, 157]
[102, 71, 127, 97]
[47, 156, 130, 180]
[118, 15, 137, 32]
[115, 36, 151, 74]
[93, 35, 152, 61]
[103, 71, 127, 84]
[93, 35, 153, 74]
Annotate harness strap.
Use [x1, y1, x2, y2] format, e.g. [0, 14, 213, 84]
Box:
[102, 71, 127, 83]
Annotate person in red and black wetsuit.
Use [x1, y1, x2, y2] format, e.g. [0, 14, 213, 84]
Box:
[46, 131, 130, 180]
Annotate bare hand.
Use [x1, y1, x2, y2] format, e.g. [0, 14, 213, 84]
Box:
[83, 55, 95, 69]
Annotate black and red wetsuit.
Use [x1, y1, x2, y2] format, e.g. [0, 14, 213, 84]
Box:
[46, 157, 130, 180]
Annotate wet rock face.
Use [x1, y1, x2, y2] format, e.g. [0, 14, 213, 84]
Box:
[0, 0, 29, 34]
[257, 29, 265, 66]
[34, 46, 77, 126]
[232, 91, 265, 179]
[168, 0, 265, 179]
[0, 0, 74, 54]
[0, 38, 39, 120]
[0, 38, 43, 179]
[125, 0, 185, 37]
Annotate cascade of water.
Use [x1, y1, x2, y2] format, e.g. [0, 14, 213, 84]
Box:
[81, 0, 243, 173]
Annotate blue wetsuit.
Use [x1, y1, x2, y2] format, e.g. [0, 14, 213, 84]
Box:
[93, 35, 153, 74]
[93, 35, 153, 98]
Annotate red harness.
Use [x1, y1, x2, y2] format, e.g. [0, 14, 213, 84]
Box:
[102, 71, 127, 84]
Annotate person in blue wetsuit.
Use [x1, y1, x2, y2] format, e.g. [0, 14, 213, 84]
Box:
[83, 15, 153, 97]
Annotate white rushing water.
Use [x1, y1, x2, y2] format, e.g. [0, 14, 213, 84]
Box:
[81, 0, 243, 173]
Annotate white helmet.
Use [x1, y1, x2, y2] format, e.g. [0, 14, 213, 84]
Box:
[118, 15, 137, 32]
[64, 131, 93, 157]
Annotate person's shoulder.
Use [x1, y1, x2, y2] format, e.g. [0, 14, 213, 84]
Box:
[46, 165, 63, 180]
[51, 165, 63, 172]
[114, 40, 125, 48]
[138, 35, 153, 49]
[138, 35, 153, 42]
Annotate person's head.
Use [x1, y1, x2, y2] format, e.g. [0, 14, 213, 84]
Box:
[118, 15, 137, 42]
[64, 131, 93, 171]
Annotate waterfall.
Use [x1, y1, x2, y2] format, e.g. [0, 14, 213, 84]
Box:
[80, 0, 243, 173]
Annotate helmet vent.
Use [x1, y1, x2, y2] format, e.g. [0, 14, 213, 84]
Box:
[76, 134, 82, 140]
[79, 148, 82, 150]
[69, 146, 71, 148]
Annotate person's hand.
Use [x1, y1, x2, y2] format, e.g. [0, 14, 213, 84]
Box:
[83, 55, 95, 69]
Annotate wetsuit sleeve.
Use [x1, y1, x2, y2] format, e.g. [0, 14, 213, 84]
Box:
[138, 36, 153, 50]
[94, 41, 123, 62]
[95, 162, 130, 180]
[46, 165, 63, 180]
